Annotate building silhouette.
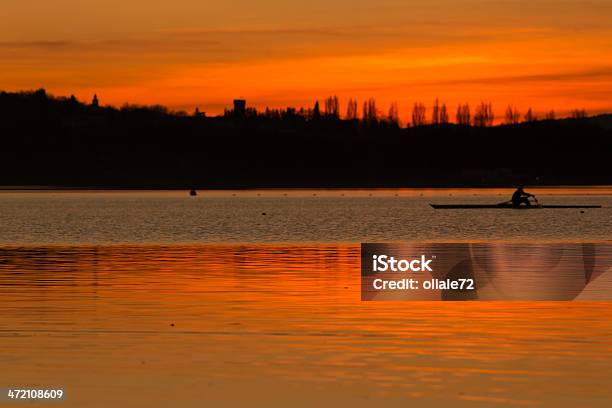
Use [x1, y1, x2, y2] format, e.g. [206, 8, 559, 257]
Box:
[233, 99, 246, 116]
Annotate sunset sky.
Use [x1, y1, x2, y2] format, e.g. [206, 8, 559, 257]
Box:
[2, 0, 612, 121]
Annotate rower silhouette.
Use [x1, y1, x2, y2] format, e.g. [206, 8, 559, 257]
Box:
[511, 185, 535, 207]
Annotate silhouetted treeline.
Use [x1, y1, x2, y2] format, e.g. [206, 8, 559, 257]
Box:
[0, 89, 611, 188]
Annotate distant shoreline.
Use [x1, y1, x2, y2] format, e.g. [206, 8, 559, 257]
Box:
[2, 90, 611, 189]
[2, 185, 612, 192]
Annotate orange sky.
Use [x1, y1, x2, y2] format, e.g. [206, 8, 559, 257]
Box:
[2, 0, 612, 122]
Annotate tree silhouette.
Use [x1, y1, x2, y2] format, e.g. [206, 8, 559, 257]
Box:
[91, 94, 99, 108]
[324, 95, 339, 118]
[432, 98, 440, 125]
[313, 100, 320, 118]
[362, 98, 378, 124]
[544, 110, 556, 120]
[440, 103, 449, 124]
[412, 102, 426, 127]
[571, 109, 587, 119]
[524, 108, 536, 123]
[346, 98, 358, 120]
[387, 102, 399, 126]
[455, 103, 471, 126]
[473, 102, 494, 127]
[504, 105, 520, 125]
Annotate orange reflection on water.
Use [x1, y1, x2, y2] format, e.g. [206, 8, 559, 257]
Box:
[1, 244, 611, 407]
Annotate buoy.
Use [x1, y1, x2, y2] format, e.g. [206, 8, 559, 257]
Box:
[189, 189, 197, 196]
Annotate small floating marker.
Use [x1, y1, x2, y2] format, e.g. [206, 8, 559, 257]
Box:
[580, 211, 585, 214]
[170, 323, 175, 327]
[262, 212, 267, 216]
[189, 189, 197, 196]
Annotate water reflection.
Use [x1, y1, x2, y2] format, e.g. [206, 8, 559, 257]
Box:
[1, 244, 612, 407]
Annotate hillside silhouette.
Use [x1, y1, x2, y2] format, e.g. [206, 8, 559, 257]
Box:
[1, 89, 611, 188]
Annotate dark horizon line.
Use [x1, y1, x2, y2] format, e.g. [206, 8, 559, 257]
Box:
[2, 185, 612, 191]
[2, 88, 606, 127]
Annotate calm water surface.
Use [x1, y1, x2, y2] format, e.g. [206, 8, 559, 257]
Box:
[1, 190, 611, 407]
[0, 188, 610, 243]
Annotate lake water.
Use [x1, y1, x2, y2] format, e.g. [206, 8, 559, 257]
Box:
[0, 188, 610, 244]
[1, 189, 611, 407]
